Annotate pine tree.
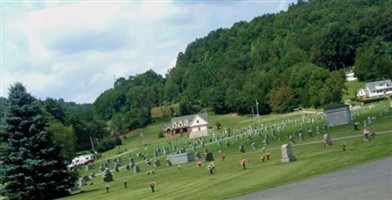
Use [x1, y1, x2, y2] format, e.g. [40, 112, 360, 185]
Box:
[0, 83, 76, 200]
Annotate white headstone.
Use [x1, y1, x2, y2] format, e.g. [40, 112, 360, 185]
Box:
[281, 144, 295, 163]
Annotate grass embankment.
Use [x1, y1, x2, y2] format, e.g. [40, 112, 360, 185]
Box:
[342, 80, 364, 101]
[62, 101, 392, 200]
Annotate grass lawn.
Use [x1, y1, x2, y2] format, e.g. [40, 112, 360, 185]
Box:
[62, 100, 392, 200]
[343, 80, 365, 101]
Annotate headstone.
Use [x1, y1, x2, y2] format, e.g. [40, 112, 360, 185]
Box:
[103, 168, 113, 182]
[114, 161, 120, 172]
[239, 145, 245, 153]
[195, 152, 202, 159]
[281, 144, 295, 163]
[251, 142, 257, 149]
[133, 165, 140, 173]
[217, 139, 222, 146]
[204, 148, 209, 155]
[166, 157, 172, 166]
[144, 158, 152, 166]
[299, 132, 304, 141]
[100, 164, 105, 172]
[162, 147, 168, 155]
[205, 152, 214, 161]
[154, 159, 161, 167]
[263, 136, 269, 145]
[129, 161, 136, 169]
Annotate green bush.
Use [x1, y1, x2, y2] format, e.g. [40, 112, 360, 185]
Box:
[96, 137, 117, 153]
[353, 97, 386, 104]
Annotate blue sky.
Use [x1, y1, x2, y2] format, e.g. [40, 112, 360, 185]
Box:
[1, 0, 296, 103]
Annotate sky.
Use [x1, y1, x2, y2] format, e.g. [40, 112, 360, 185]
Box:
[1, 0, 296, 103]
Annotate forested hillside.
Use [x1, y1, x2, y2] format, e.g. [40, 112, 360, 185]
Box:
[92, 0, 392, 134]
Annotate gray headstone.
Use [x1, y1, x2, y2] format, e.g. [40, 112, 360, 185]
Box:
[103, 167, 113, 182]
[129, 161, 136, 169]
[281, 144, 295, 163]
[133, 165, 140, 173]
[154, 159, 161, 167]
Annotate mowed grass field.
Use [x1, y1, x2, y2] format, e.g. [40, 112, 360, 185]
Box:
[343, 80, 365, 101]
[61, 101, 392, 200]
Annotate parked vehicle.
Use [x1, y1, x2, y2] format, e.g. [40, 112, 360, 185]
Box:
[68, 154, 96, 169]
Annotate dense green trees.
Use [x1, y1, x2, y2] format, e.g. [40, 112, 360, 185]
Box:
[92, 0, 391, 128]
[163, 0, 390, 115]
[354, 37, 392, 81]
[94, 70, 165, 134]
[0, 83, 76, 200]
[38, 98, 109, 153]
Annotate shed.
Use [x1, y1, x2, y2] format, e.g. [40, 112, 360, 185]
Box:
[167, 152, 194, 165]
[324, 104, 351, 127]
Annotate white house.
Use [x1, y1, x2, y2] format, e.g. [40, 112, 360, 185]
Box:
[163, 113, 209, 138]
[357, 79, 392, 98]
[345, 72, 357, 81]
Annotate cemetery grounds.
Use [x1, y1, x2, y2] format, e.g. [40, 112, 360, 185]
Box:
[61, 100, 392, 200]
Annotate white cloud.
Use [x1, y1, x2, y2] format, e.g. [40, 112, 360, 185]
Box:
[1, 0, 296, 103]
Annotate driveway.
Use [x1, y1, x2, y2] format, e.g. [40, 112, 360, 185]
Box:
[232, 156, 392, 200]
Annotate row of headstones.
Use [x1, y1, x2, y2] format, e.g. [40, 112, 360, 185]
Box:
[93, 113, 330, 173]
[98, 158, 162, 174]
[126, 125, 326, 166]
[73, 143, 296, 193]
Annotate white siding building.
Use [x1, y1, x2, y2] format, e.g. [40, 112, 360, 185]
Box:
[163, 113, 209, 138]
[357, 79, 392, 98]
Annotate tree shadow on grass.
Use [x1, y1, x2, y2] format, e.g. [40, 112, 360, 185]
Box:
[70, 188, 101, 196]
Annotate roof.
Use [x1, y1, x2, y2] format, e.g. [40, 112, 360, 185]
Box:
[324, 104, 349, 111]
[163, 123, 172, 130]
[171, 113, 208, 123]
[366, 79, 392, 90]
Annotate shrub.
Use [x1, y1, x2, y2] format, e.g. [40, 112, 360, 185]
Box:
[96, 137, 116, 153]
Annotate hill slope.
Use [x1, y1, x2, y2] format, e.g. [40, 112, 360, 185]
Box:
[94, 0, 392, 134]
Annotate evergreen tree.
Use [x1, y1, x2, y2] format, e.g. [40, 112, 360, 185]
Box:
[0, 83, 76, 200]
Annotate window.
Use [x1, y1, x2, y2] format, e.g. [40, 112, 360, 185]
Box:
[197, 120, 199, 123]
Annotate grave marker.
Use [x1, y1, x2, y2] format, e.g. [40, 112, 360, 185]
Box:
[281, 144, 295, 163]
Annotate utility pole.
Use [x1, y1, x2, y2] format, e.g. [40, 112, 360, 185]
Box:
[255, 99, 260, 117]
[90, 136, 96, 154]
